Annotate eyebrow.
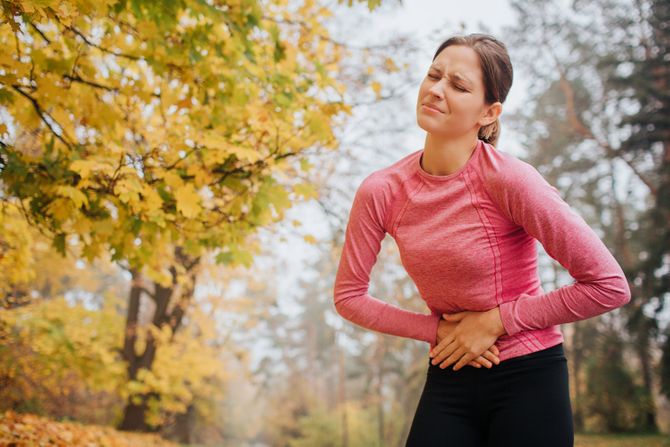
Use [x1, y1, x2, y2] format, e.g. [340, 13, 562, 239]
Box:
[429, 65, 473, 86]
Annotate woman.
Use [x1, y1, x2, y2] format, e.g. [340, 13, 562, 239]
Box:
[332, 33, 631, 446]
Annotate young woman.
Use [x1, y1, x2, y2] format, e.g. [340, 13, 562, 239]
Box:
[332, 33, 631, 446]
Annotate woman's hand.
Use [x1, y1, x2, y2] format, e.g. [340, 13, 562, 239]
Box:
[434, 316, 500, 369]
[429, 307, 507, 371]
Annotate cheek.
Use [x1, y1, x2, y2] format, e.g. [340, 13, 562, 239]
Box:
[418, 82, 430, 97]
[449, 96, 478, 114]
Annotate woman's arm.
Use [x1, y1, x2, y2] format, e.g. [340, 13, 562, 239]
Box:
[485, 159, 631, 336]
[333, 174, 442, 346]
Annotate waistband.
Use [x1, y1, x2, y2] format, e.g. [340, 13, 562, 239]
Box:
[502, 342, 565, 364]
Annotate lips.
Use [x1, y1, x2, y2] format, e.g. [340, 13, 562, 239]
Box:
[422, 103, 444, 113]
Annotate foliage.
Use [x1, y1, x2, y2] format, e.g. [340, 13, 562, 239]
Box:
[503, 0, 669, 433]
[287, 402, 381, 447]
[0, 294, 127, 418]
[119, 302, 230, 428]
[0, 285, 230, 428]
[0, 202, 35, 302]
[0, 0, 361, 432]
[0, 0, 350, 286]
[583, 331, 645, 432]
[0, 410, 178, 446]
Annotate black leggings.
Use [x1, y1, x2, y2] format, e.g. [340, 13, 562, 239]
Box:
[405, 343, 574, 447]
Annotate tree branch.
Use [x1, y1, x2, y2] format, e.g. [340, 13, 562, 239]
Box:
[54, 16, 142, 61]
[11, 85, 74, 150]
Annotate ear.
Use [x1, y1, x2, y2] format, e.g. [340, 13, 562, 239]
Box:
[478, 101, 502, 127]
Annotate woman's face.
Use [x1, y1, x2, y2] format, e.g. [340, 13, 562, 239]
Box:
[416, 44, 497, 137]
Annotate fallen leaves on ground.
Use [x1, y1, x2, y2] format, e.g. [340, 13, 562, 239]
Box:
[0, 410, 179, 447]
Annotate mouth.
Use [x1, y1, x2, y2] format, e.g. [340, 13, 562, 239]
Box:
[422, 103, 444, 113]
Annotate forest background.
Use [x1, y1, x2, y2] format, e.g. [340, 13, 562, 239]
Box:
[0, 0, 669, 445]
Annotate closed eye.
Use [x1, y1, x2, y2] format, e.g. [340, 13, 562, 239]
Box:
[428, 74, 467, 92]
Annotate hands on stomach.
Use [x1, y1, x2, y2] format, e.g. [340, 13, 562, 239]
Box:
[430, 308, 505, 370]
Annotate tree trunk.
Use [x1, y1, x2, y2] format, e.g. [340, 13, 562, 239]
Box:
[118, 247, 200, 432]
[337, 335, 348, 447]
[571, 322, 585, 431]
[634, 317, 659, 432]
[375, 341, 386, 446]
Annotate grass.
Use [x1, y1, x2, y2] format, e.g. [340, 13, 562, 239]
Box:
[575, 433, 670, 446]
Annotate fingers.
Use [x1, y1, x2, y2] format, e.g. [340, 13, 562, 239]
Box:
[482, 350, 500, 366]
[459, 352, 504, 369]
[475, 355, 493, 368]
[433, 345, 463, 369]
[464, 354, 499, 369]
[466, 357, 494, 368]
[452, 353, 475, 371]
[434, 335, 454, 354]
[431, 342, 502, 370]
[430, 340, 455, 365]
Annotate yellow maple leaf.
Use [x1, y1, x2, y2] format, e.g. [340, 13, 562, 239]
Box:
[303, 234, 317, 244]
[174, 184, 202, 218]
[370, 81, 382, 99]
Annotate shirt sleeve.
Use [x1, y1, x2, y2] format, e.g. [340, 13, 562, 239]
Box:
[333, 174, 442, 348]
[487, 159, 631, 336]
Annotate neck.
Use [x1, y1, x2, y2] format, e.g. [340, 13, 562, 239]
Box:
[421, 132, 479, 176]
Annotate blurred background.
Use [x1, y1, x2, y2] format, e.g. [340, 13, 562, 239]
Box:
[0, 0, 668, 445]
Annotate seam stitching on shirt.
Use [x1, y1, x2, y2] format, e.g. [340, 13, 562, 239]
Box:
[391, 175, 425, 236]
[466, 166, 541, 353]
[463, 169, 502, 308]
[472, 165, 548, 351]
[473, 167, 547, 351]
[475, 166, 547, 352]
[474, 163, 517, 228]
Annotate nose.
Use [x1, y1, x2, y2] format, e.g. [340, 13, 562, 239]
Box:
[428, 81, 444, 99]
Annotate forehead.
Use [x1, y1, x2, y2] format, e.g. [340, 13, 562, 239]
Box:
[430, 45, 481, 85]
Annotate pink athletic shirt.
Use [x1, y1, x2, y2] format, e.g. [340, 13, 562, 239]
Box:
[333, 139, 631, 362]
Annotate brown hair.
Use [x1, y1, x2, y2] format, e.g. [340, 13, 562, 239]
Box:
[432, 33, 513, 148]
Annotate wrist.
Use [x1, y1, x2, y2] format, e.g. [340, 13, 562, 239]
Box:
[489, 306, 506, 337]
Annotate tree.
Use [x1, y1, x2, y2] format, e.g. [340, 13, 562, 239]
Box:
[0, 0, 373, 430]
[502, 0, 669, 432]
[595, 1, 670, 426]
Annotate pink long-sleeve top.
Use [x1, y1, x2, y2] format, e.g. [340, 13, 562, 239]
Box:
[333, 139, 631, 362]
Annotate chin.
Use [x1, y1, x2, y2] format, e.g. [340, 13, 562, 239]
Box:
[417, 114, 447, 134]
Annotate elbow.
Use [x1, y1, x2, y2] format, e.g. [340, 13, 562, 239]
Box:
[610, 275, 632, 309]
[332, 287, 354, 320]
[333, 296, 359, 324]
[332, 275, 369, 322]
[333, 285, 367, 323]
[591, 273, 631, 311]
[617, 277, 632, 307]
[333, 294, 346, 317]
